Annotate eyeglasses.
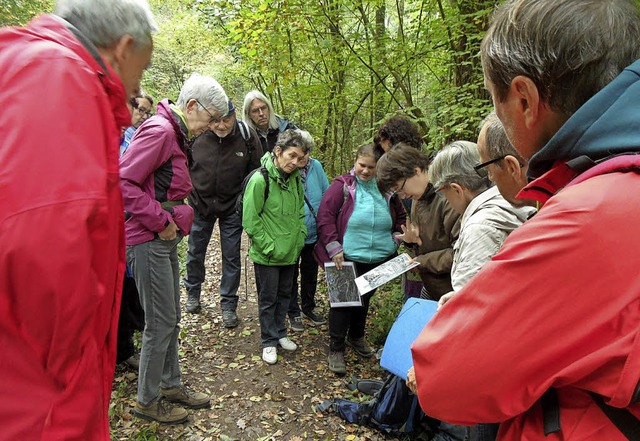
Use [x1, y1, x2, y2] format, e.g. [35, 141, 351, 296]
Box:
[393, 178, 407, 195]
[135, 106, 153, 118]
[212, 110, 235, 125]
[195, 99, 235, 125]
[250, 104, 268, 115]
[473, 155, 506, 177]
[434, 184, 449, 197]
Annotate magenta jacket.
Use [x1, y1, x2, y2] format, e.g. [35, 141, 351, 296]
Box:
[120, 99, 194, 245]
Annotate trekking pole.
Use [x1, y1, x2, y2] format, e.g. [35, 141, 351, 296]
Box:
[244, 252, 249, 300]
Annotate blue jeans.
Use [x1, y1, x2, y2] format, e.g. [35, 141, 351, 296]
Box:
[288, 242, 319, 318]
[184, 211, 241, 311]
[254, 263, 295, 348]
[127, 236, 183, 405]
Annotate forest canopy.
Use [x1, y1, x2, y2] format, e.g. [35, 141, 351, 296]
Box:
[2, 0, 499, 175]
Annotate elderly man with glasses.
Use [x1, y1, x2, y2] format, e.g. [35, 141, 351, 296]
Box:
[184, 92, 263, 327]
[120, 72, 228, 424]
[475, 111, 536, 209]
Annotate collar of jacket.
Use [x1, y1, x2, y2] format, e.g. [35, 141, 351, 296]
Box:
[46, 15, 130, 130]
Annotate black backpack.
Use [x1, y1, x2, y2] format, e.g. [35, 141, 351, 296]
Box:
[315, 374, 434, 437]
[235, 166, 269, 217]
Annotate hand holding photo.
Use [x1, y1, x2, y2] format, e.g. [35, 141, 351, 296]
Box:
[355, 253, 419, 295]
[324, 262, 361, 307]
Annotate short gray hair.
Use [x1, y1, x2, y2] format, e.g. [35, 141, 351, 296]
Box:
[55, 0, 157, 50]
[298, 130, 315, 154]
[176, 73, 229, 116]
[479, 112, 524, 165]
[482, 0, 640, 116]
[275, 129, 313, 155]
[429, 141, 491, 192]
[242, 90, 278, 131]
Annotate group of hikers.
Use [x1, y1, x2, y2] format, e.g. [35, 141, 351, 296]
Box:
[2, 0, 640, 440]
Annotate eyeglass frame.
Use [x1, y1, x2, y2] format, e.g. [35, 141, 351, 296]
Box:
[195, 99, 234, 125]
[473, 155, 506, 177]
[135, 105, 153, 118]
[250, 103, 269, 116]
[392, 178, 408, 196]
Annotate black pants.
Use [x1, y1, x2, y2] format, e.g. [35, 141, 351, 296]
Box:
[116, 276, 144, 364]
[288, 242, 320, 317]
[328, 260, 379, 352]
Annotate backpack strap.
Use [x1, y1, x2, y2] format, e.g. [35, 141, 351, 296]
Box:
[541, 388, 640, 440]
[591, 392, 640, 440]
[259, 166, 270, 203]
[304, 194, 317, 218]
[237, 120, 254, 156]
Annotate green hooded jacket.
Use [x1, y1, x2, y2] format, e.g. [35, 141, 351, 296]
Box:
[242, 152, 306, 265]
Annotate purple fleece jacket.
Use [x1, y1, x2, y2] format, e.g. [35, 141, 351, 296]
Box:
[120, 99, 194, 245]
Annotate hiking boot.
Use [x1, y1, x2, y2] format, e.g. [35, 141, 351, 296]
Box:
[289, 315, 304, 332]
[262, 346, 278, 364]
[185, 295, 200, 314]
[222, 310, 239, 328]
[134, 399, 188, 424]
[328, 351, 346, 375]
[278, 337, 297, 351]
[160, 385, 210, 409]
[123, 353, 140, 371]
[302, 309, 326, 325]
[347, 337, 374, 358]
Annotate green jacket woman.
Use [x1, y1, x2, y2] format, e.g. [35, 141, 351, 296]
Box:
[241, 129, 312, 365]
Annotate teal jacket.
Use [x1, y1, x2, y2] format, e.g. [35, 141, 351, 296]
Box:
[242, 153, 306, 265]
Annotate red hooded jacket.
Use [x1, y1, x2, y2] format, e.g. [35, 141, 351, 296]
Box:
[0, 15, 129, 440]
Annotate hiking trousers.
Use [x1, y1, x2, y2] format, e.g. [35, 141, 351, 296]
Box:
[127, 236, 183, 405]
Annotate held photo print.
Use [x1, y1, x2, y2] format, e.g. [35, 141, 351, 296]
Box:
[324, 262, 361, 307]
[355, 253, 420, 295]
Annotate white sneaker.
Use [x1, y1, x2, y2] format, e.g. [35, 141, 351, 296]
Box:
[262, 347, 277, 364]
[278, 337, 297, 351]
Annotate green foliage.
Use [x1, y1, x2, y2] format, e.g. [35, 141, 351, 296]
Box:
[0, 0, 53, 26]
[10, 0, 495, 171]
[367, 278, 405, 346]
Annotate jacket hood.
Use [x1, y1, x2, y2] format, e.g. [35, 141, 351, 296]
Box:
[528, 59, 640, 179]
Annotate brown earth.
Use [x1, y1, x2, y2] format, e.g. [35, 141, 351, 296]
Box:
[110, 230, 403, 441]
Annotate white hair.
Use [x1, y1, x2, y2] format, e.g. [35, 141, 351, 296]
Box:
[298, 129, 315, 153]
[242, 90, 278, 132]
[176, 73, 229, 115]
[55, 0, 157, 49]
[429, 140, 491, 192]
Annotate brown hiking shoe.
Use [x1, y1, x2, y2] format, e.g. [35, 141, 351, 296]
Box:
[347, 337, 374, 358]
[134, 399, 188, 424]
[160, 385, 211, 409]
[328, 351, 346, 375]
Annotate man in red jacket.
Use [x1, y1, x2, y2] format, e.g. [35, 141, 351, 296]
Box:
[411, 1, 640, 440]
[0, 1, 156, 440]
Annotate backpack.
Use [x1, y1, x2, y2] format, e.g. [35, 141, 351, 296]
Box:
[236, 119, 255, 157]
[315, 374, 434, 438]
[235, 166, 269, 217]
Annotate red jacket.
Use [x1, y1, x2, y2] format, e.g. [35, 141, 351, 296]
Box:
[411, 156, 640, 440]
[0, 16, 129, 440]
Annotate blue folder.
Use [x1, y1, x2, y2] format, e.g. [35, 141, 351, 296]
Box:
[380, 298, 438, 379]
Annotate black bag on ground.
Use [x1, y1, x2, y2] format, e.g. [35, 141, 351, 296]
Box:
[316, 374, 435, 437]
